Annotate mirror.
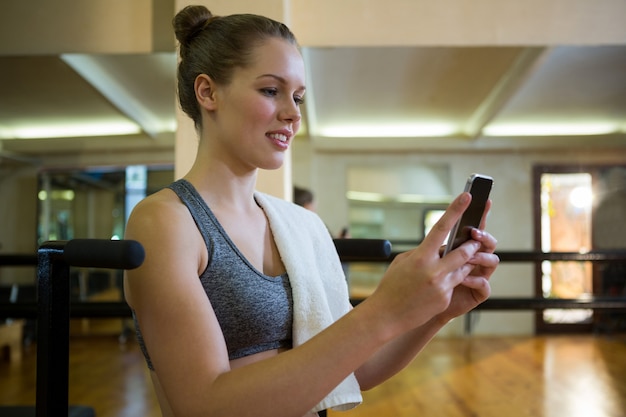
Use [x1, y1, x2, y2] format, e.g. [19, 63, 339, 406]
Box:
[37, 165, 173, 244]
[347, 163, 451, 246]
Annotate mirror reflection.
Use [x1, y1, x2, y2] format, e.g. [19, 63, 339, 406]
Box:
[37, 165, 173, 244]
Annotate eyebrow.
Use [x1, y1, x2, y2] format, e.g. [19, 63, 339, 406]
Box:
[257, 74, 306, 92]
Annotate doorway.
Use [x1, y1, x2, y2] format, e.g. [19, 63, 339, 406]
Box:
[534, 165, 626, 333]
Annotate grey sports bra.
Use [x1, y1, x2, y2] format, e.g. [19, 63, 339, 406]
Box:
[133, 179, 293, 370]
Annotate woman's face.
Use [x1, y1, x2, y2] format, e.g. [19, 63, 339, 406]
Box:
[211, 37, 305, 171]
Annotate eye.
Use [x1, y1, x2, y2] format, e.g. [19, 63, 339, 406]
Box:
[260, 87, 278, 97]
[294, 95, 305, 106]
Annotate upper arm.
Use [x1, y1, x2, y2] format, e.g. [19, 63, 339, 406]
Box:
[123, 192, 231, 412]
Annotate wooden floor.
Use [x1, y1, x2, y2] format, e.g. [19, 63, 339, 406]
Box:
[1, 331, 625, 417]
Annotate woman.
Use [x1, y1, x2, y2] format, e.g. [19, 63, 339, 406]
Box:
[124, 5, 499, 417]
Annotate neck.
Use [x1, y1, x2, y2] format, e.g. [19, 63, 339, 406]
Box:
[184, 161, 258, 212]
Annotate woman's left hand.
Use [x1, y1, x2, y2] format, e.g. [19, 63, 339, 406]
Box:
[437, 206, 499, 322]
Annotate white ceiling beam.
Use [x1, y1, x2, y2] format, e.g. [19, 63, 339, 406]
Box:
[462, 47, 548, 140]
[61, 54, 167, 139]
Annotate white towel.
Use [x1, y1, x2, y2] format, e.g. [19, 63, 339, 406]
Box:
[254, 192, 363, 413]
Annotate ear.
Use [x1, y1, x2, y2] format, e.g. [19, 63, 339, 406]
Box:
[194, 74, 218, 111]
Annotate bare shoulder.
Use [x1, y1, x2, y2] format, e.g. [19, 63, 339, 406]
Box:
[124, 187, 206, 305]
[126, 187, 202, 251]
[126, 187, 201, 244]
[127, 188, 186, 230]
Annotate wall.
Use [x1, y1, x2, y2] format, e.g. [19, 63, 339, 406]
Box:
[0, 166, 39, 285]
[291, 144, 626, 336]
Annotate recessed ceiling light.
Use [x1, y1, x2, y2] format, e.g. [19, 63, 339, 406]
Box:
[483, 122, 620, 137]
[0, 121, 142, 139]
[318, 123, 457, 138]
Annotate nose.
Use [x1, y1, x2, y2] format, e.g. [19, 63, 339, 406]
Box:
[279, 99, 302, 123]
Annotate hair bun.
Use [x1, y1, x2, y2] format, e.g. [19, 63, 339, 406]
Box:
[173, 5, 214, 47]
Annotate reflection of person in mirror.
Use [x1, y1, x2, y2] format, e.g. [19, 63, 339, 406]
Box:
[293, 186, 316, 212]
[593, 168, 626, 251]
[592, 168, 626, 305]
[294, 185, 351, 281]
[123, 5, 499, 417]
[293, 185, 349, 238]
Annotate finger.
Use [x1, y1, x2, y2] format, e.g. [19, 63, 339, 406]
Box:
[478, 199, 493, 230]
[470, 228, 498, 253]
[471, 250, 500, 266]
[461, 276, 491, 301]
[423, 192, 472, 252]
[444, 239, 482, 271]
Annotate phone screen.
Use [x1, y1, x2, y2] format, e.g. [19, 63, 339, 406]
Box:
[444, 174, 493, 254]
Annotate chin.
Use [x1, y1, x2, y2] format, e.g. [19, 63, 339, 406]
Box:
[259, 156, 285, 171]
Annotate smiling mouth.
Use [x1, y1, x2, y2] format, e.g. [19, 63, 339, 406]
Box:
[268, 133, 288, 143]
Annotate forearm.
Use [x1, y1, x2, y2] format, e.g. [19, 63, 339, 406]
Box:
[355, 315, 449, 390]
[172, 300, 399, 417]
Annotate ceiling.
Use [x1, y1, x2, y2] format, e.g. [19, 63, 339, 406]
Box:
[1, 43, 625, 169]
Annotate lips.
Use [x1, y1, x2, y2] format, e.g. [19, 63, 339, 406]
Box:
[268, 132, 288, 142]
[266, 129, 293, 148]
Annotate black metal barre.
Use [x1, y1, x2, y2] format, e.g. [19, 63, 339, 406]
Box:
[4, 295, 626, 319]
[493, 250, 626, 263]
[349, 297, 626, 310]
[35, 239, 144, 417]
[4, 248, 623, 267]
[466, 251, 626, 312]
[474, 297, 626, 310]
[4, 247, 625, 268]
[0, 239, 145, 269]
[351, 249, 626, 310]
[333, 238, 392, 261]
[384, 249, 626, 263]
[0, 254, 37, 266]
[0, 301, 132, 319]
[40, 239, 145, 269]
[0, 238, 388, 267]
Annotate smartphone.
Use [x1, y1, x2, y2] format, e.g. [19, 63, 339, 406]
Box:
[443, 173, 493, 255]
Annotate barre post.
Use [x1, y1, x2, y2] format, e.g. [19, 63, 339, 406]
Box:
[35, 239, 144, 417]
